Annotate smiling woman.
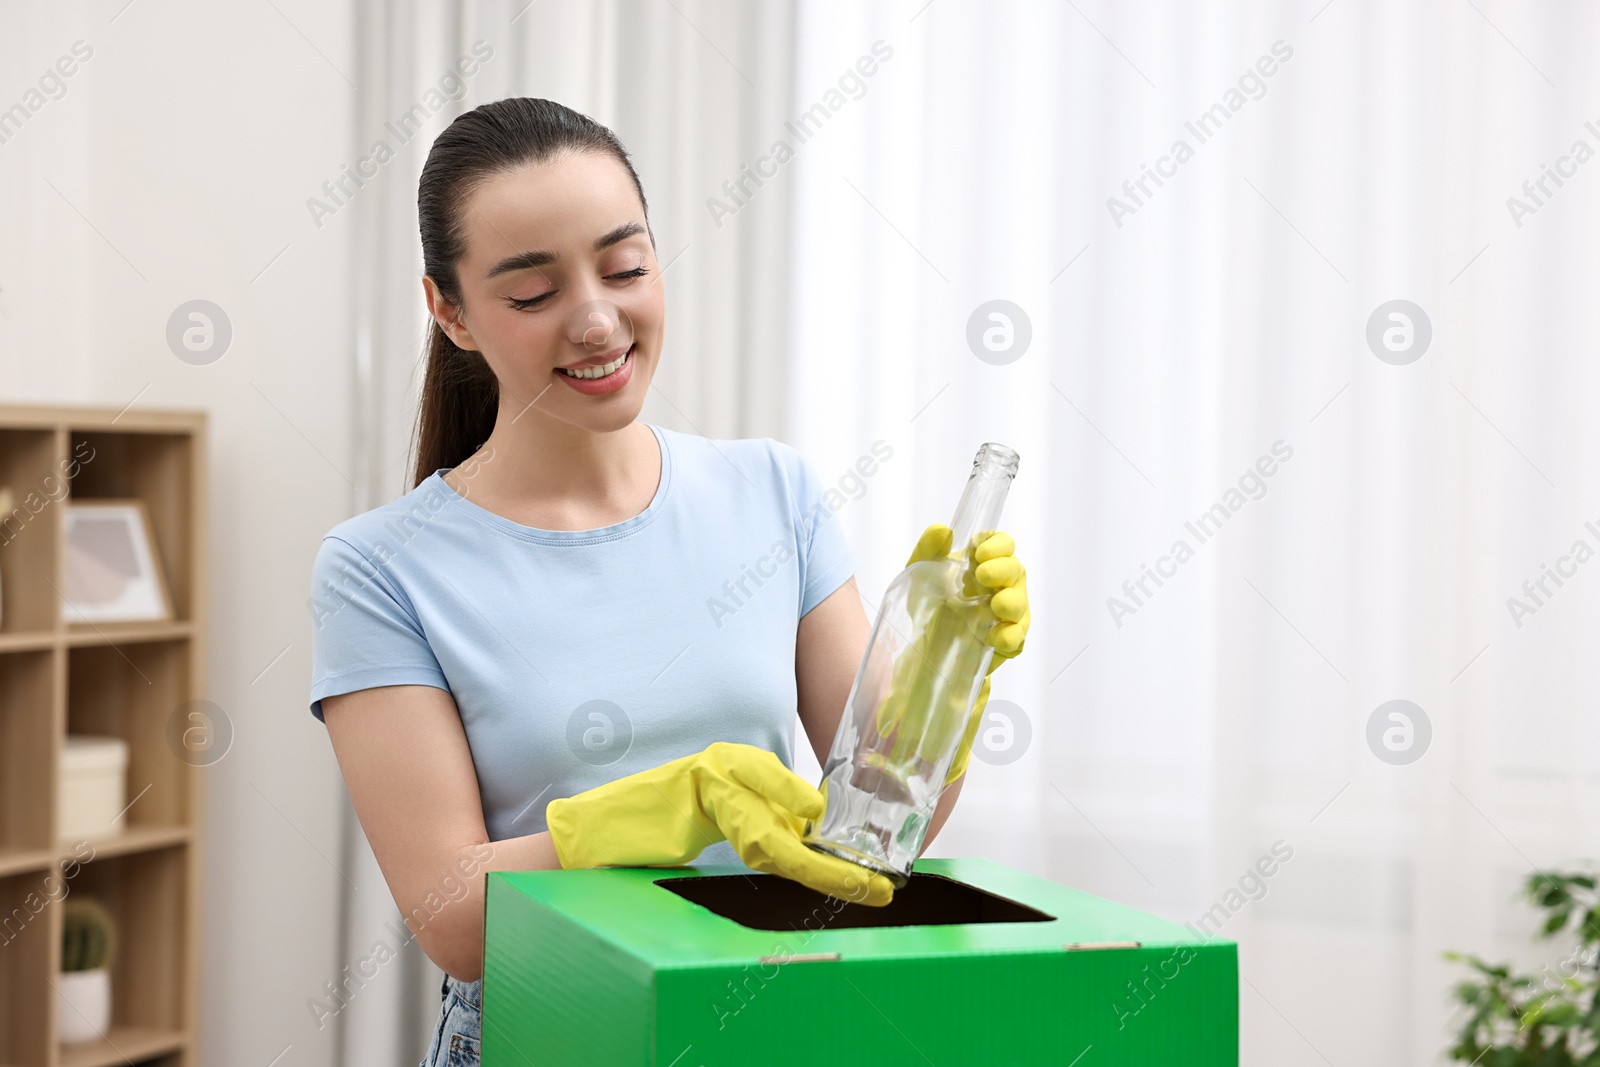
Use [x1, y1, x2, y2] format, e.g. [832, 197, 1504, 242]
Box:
[306, 97, 990, 1067]
[411, 103, 665, 498]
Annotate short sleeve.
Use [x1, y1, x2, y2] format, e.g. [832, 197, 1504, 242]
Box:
[307, 534, 449, 721]
[776, 443, 859, 618]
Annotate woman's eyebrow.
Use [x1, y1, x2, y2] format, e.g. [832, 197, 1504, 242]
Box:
[594, 220, 646, 251]
[484, 221, 647, 280]
[485, 248, 554, 279]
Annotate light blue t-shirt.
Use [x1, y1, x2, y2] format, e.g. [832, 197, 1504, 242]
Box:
[307, 423, 857, 867]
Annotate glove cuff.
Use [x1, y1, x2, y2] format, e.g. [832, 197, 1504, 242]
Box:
[544, 797, 584, 869]
[542, 751, 721, 870]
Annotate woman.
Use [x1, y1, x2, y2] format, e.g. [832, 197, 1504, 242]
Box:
[308, 97, 1031, 1067]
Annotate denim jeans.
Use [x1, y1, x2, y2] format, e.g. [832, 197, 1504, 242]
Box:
[420, 973, 482, 1067]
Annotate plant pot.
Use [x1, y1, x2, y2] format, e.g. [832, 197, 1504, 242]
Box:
[56, 968, 111, 1044]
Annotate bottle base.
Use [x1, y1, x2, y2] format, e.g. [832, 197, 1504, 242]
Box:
[804, 838, 911, 890]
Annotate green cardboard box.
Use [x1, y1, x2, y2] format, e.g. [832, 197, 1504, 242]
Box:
[483, 857, 1237, 1066]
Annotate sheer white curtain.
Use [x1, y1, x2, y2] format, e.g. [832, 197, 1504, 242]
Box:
[341, 1, 797, 1062]
[787, 1, 1600, 1064]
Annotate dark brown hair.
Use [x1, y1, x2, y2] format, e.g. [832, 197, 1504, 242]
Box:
[411, 98, 650, 488]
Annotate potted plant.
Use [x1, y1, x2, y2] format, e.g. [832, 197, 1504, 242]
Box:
[1444, 868, 1599, 1065]
[56, 896, 117, 1044]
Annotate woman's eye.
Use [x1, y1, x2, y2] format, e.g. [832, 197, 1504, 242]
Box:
[506, 266, 647, 310]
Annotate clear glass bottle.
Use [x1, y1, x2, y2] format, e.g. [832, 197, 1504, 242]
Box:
[803, 442, 1020, 887]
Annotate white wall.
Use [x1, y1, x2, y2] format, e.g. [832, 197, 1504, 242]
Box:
[1, 3, 358, 1065]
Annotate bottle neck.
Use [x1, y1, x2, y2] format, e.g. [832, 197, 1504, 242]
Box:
[947, 442, 1019, 555]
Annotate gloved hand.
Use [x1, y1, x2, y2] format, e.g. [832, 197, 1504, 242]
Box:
[545, 741, 895, 906]
[904, 524, 1030, 667]
[891, 523, 1031, 785]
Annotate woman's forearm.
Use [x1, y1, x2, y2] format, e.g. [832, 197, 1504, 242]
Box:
[411, 831, 562, 982]
[322, 685, 565, 983]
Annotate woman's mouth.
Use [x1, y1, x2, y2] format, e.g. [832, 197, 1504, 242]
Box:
[555, 344, 635, 395]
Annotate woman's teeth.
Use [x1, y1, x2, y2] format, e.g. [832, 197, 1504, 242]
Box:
[560, 349, 631, 379]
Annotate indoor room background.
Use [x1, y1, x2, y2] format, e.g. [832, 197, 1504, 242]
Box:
[2, 1, 1597, 1065]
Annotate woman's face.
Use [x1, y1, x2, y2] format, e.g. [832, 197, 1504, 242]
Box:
[427, 150, 663, 436]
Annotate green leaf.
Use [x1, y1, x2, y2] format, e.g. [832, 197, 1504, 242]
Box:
[1540, 1003, 1580, 1026]
[1544, 909, 1574, 937]
[1540, 884, 1575, 909]
[1445, 868, 1600, 1066]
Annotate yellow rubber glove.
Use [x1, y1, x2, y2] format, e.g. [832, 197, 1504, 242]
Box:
[882, 524, 1030, 785]
[904, 524, 1030, 666]
[545, 741, 895, 906]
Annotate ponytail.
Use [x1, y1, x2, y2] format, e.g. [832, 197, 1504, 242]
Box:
[411, 321, 499, 487]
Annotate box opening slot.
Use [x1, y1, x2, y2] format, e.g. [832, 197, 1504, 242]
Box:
[655, 871, 1057, 931]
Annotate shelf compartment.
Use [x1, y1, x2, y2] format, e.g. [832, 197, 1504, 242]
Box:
[0, 427, 66, 634]
[66, 844, 188, 1039]
[67, 641, 193, 833]
[0, 869, 57, 1066]
[0, 649, 57, 852]
[67, 432, 195, 625]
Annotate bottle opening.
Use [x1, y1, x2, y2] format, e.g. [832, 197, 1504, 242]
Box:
[973, 442, 1020, 479]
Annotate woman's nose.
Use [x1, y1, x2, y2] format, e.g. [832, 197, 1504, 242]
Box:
[565, 298, 633, 352]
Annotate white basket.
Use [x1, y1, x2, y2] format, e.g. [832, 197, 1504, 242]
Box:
[58, 736, 129, 842]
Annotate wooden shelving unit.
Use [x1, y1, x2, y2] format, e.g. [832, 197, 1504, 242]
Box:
[0, 405, 205, 1067]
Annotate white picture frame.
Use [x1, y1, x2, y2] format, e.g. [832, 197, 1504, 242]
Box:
[62, 500, 173, 624]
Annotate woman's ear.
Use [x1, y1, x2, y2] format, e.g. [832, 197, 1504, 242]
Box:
[422, 276, 480, 351]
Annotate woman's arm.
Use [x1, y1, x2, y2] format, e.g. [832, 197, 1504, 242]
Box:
[794, 577, 966, 855]
[321, 684, 560, 982]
